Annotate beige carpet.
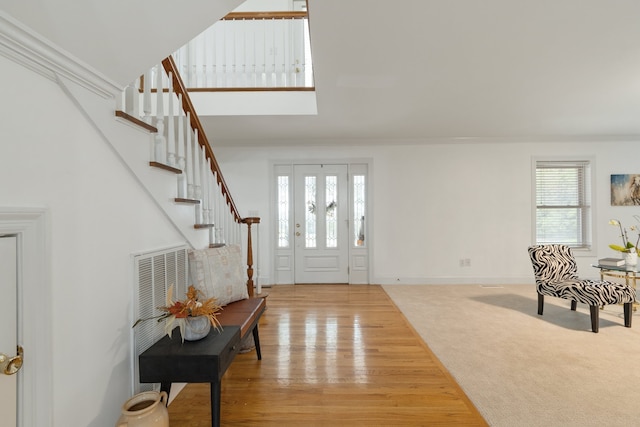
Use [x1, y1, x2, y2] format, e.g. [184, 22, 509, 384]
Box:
[382, 284, 640, 427]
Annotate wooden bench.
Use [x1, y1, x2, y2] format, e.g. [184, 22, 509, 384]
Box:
[188, 244, 266, 358]
[215, 296, 266, 359]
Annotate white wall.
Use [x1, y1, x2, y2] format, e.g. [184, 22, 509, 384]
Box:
[0, 55, 190, 426]
[215, 140, 640, 285]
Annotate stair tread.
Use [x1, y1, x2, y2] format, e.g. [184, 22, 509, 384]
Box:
[115, 110, 157, 133]
[175, 198, 201, 204]
[149, 161, 182, 174]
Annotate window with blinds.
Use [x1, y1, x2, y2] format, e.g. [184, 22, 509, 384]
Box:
[535, 160, 592, 249]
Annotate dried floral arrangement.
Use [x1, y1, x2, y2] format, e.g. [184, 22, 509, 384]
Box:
[133, 284, 222, 339]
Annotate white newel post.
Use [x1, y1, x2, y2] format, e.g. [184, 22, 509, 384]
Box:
[123, 81, 139, 116]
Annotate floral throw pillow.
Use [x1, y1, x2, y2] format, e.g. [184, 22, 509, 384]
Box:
[188, 244, 248, 307]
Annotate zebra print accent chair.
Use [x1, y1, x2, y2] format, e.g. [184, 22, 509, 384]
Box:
[528, 244, 635, 333]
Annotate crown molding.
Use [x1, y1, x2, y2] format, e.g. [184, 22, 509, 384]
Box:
[0, 11, 122, 99]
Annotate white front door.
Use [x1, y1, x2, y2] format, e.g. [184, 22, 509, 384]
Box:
[0, 235, 18, 425]
[294, 164, 349, 283]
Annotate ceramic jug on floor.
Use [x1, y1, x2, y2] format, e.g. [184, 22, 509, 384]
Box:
[116, 390, 169, 427]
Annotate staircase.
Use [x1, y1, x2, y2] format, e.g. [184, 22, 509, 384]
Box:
[114, 56, 260, 296]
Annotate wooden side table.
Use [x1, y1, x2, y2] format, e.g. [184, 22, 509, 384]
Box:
[139, 326, 241, 427]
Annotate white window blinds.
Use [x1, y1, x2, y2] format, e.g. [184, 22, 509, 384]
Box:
[535, 160, 592, 249]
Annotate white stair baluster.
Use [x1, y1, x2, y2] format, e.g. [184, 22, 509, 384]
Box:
[270, 18, 276, 87]
[213, 25, 219, 88]
[221, 20, 227, 88]
[143, 70, 152, 124]
[232, 20, 238, 87]
[194, 34, 202, 88]
[193, 130, 202, 224]
[162, 73, 176, 167]
[201, 152, 209, 225]
[193, 129, 201, 199]
[207, 159, 213, 227]
[252, 25, 257, 87]
[207, 159, 214, 220]
[153, 64, 165, 163]
[227, 213, 233, 245]
[208, 166, 215, 245]
[176, 94, 186, 198]
[166, 72, 176, 167]
[185, 112, 194, 199]
[215, 176, 223, 244]
[280, 19, 286, 87]
[188, 39, 195, 87]
[142, 70, 155, 162]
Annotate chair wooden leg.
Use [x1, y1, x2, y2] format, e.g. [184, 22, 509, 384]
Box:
[589, 305, 599, 333]
[537, 293, 544, 315]
[570, 300, 577, 311]
[624, 302, 633, 328]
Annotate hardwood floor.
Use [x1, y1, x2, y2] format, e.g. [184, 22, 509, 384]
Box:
[167, 285, 488, 426]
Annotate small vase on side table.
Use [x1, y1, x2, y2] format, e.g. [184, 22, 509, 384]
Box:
[624, 251, 638, 266]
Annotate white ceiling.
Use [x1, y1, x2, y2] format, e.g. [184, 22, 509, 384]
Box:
[205, 0, 640, 146]
[4, 0, 640, 146]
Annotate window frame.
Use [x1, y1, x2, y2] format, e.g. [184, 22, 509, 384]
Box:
[532, 157, 596, 257]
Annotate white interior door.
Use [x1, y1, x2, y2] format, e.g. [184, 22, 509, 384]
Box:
[0, 235, 18, 426]
[294, 164, 348, 283]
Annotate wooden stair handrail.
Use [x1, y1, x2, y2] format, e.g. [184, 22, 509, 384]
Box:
[162, 56, 242, 223]
[222, 11, 308, 20]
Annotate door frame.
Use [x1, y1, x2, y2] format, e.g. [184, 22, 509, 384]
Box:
[0, 208, 52, 426]
[270, 159, 371, 285]
[0, 235, 18, 425]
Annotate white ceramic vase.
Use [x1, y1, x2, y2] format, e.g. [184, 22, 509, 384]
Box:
[624, 251, 638, 266]
[183, 315, 211, 341]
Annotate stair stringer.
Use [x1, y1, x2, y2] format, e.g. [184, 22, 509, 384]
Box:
[55, 72, 209, 249]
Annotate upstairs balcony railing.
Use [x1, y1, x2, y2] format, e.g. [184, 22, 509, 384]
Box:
[172, 11, 313, 90]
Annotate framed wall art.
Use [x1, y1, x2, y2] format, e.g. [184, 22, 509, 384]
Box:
[611, 174, 640, 206]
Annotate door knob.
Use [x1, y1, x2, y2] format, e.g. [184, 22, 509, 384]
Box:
[0, 345, 23, 375]
[295, 232, 301, 236]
